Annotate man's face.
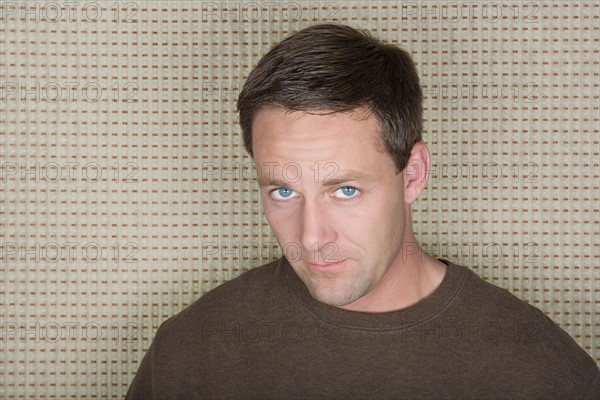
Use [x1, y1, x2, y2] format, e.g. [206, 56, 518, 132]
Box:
[253, 107, 411, 307]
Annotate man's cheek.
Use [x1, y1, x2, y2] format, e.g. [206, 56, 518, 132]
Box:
[265, 216, 291, 243]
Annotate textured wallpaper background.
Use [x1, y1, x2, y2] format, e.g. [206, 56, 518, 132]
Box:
[0, 1, 598, 398]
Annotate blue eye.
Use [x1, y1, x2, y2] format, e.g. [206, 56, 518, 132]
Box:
[278, 188, 293, 198]
[334, 186, 359, 199]
[271, 187, 297, 200]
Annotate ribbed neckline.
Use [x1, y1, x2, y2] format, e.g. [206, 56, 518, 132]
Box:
[282, 257, 468, 332]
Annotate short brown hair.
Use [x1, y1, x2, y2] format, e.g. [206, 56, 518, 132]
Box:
[237, 24, 423, 173]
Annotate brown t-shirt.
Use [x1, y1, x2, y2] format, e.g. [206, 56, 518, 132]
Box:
[126, 258, 600, 399]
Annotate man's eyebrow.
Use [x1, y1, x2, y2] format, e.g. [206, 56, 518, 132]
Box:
[257, 171, 374, 187]
[321, 172, 375, 187]
[257, 177, 288, 187]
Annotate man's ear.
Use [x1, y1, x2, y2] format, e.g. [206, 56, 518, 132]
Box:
[402, 142, 431, 205]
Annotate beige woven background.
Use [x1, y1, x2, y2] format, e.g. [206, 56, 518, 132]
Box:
[0, 0, 598, 398]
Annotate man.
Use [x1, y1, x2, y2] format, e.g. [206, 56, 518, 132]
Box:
[126, 24, 599, 399]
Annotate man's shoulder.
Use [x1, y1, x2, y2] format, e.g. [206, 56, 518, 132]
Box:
[157, 258, 284, 334]
[450, 261, 600, 397]
[455, 261, 556, 320]
[455, 261, 583, 345]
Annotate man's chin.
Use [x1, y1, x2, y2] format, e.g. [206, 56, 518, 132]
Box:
[291, 261, 371, 306]
[306, 282, 364, 307]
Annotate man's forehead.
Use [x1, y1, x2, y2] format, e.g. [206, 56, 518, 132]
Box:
[255, 162, 376, 187]
[250, 105, 394, 184]
[251, 107, 383, 155]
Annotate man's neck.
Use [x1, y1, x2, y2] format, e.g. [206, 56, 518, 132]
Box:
[338, 247, 448, 313]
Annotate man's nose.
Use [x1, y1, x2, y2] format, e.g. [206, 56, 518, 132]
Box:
[298, 201, 336, 257]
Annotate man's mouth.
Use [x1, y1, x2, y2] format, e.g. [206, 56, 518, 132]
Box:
[307, 259, 347, 272]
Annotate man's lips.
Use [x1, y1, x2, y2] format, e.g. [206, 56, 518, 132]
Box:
[307, 259, 347, 271]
